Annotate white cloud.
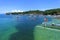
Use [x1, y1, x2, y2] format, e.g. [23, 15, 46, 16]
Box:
[11, 9, 23, 12]
[0, 9, 23, 14]
[5, 10, 23, 13]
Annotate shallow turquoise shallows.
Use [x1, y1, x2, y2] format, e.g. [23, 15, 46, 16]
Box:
[34, 25, 60, 40]
[0, 14, 53, 40]
[0, 18, 18, 40]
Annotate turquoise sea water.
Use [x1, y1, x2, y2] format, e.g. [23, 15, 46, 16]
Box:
[0, 14, 52, 40]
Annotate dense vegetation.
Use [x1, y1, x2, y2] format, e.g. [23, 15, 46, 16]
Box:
[6, 8, 60, 15]
[44, 8, 60, 15]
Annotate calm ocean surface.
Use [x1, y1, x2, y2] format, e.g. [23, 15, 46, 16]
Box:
[0, 14, 52, 40]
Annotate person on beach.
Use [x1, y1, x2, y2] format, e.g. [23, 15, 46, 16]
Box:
[42, 17, 48, 27]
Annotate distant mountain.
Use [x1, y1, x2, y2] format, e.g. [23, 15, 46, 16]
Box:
[6, 8, 60, 15]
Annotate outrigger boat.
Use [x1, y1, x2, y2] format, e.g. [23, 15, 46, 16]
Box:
[42, 17, 60, 27]
[34, 18, 60, 40]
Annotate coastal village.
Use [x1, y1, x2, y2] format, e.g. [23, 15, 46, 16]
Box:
[6, 8, 60, 15]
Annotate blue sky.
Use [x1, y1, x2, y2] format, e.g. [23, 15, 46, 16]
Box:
[0, 0, 60, 13]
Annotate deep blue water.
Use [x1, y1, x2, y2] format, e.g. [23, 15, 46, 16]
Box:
[0, 14, 52, 40]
